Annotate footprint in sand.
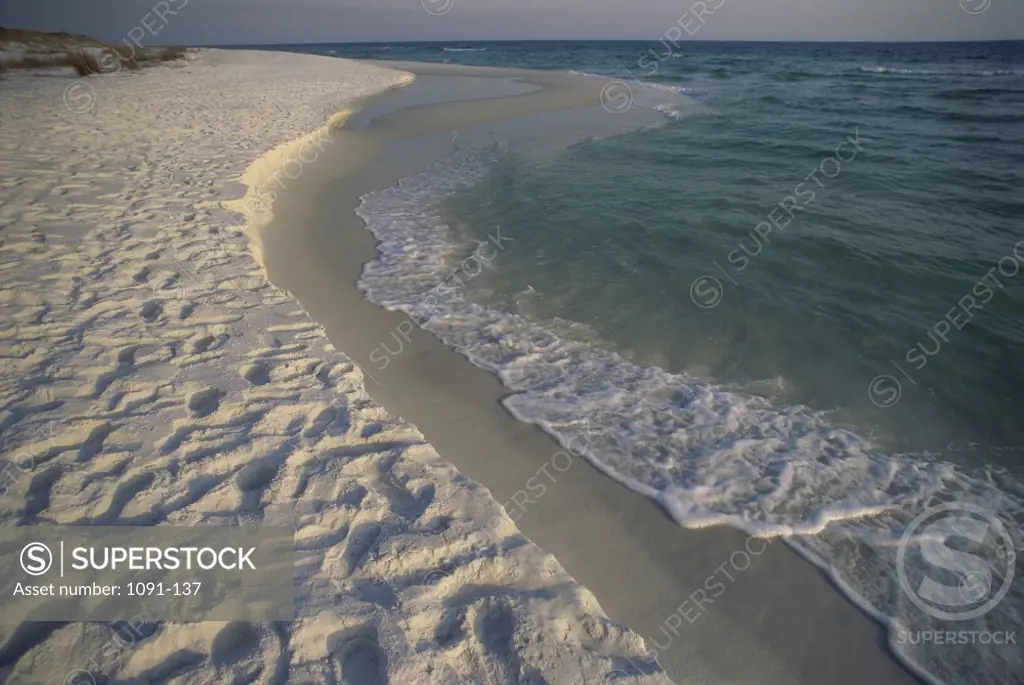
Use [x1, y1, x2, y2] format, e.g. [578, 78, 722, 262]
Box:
[186, 385, 221, 417]
[210, 621, 260, 667]
[328, 628, 388, 685]
[240, 362, 271, 386]
[138, 299, 163, 322]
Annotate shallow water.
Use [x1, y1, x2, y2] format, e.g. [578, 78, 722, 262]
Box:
[274, 41, 1024, 685]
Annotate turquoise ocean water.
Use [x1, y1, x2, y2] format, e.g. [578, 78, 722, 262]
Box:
[259, 41, 1024, 685]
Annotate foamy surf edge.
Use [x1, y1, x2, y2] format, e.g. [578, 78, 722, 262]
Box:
[355, 129, 1024, 685]
[224, 71, 417, 266]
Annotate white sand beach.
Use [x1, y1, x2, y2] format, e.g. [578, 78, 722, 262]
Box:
[0, 49, 667, 684]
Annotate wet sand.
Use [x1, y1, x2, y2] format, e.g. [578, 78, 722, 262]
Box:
[257, 60, 923, 685]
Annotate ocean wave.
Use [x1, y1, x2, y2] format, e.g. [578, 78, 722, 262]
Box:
[892, 104, 1024, 124]
[354, 141, 1024, 685]
[770, 69, 816, 82]
[443, 47, 487, 52]
[857, 66, 1024, 77]
[652, 104, 685, 120]
[933, 87, 1024, 100]
[566, 70, 709, 100]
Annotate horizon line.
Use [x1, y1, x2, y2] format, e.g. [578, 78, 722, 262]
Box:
[203, 37, 1024, 47]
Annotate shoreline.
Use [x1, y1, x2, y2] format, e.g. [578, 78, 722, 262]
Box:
[0, 49, 665, 683]
[255, 59, 925, 685]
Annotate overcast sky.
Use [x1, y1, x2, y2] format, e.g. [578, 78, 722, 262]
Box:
[2, 0, 1021, 45]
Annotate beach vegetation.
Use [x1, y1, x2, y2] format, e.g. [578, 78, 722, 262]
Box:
[0, 27, 187, 75]
[67, 50, 103, 76]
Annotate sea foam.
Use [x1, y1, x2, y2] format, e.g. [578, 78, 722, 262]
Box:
[355, 136, 1024, 685]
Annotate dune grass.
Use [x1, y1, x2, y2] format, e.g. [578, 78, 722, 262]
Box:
[155, 46, 187, 61]
[67, 50, 103, 76]
[0, 28, 187, 75]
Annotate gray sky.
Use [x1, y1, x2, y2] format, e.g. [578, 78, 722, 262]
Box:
[2, 0, 1021, 45]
